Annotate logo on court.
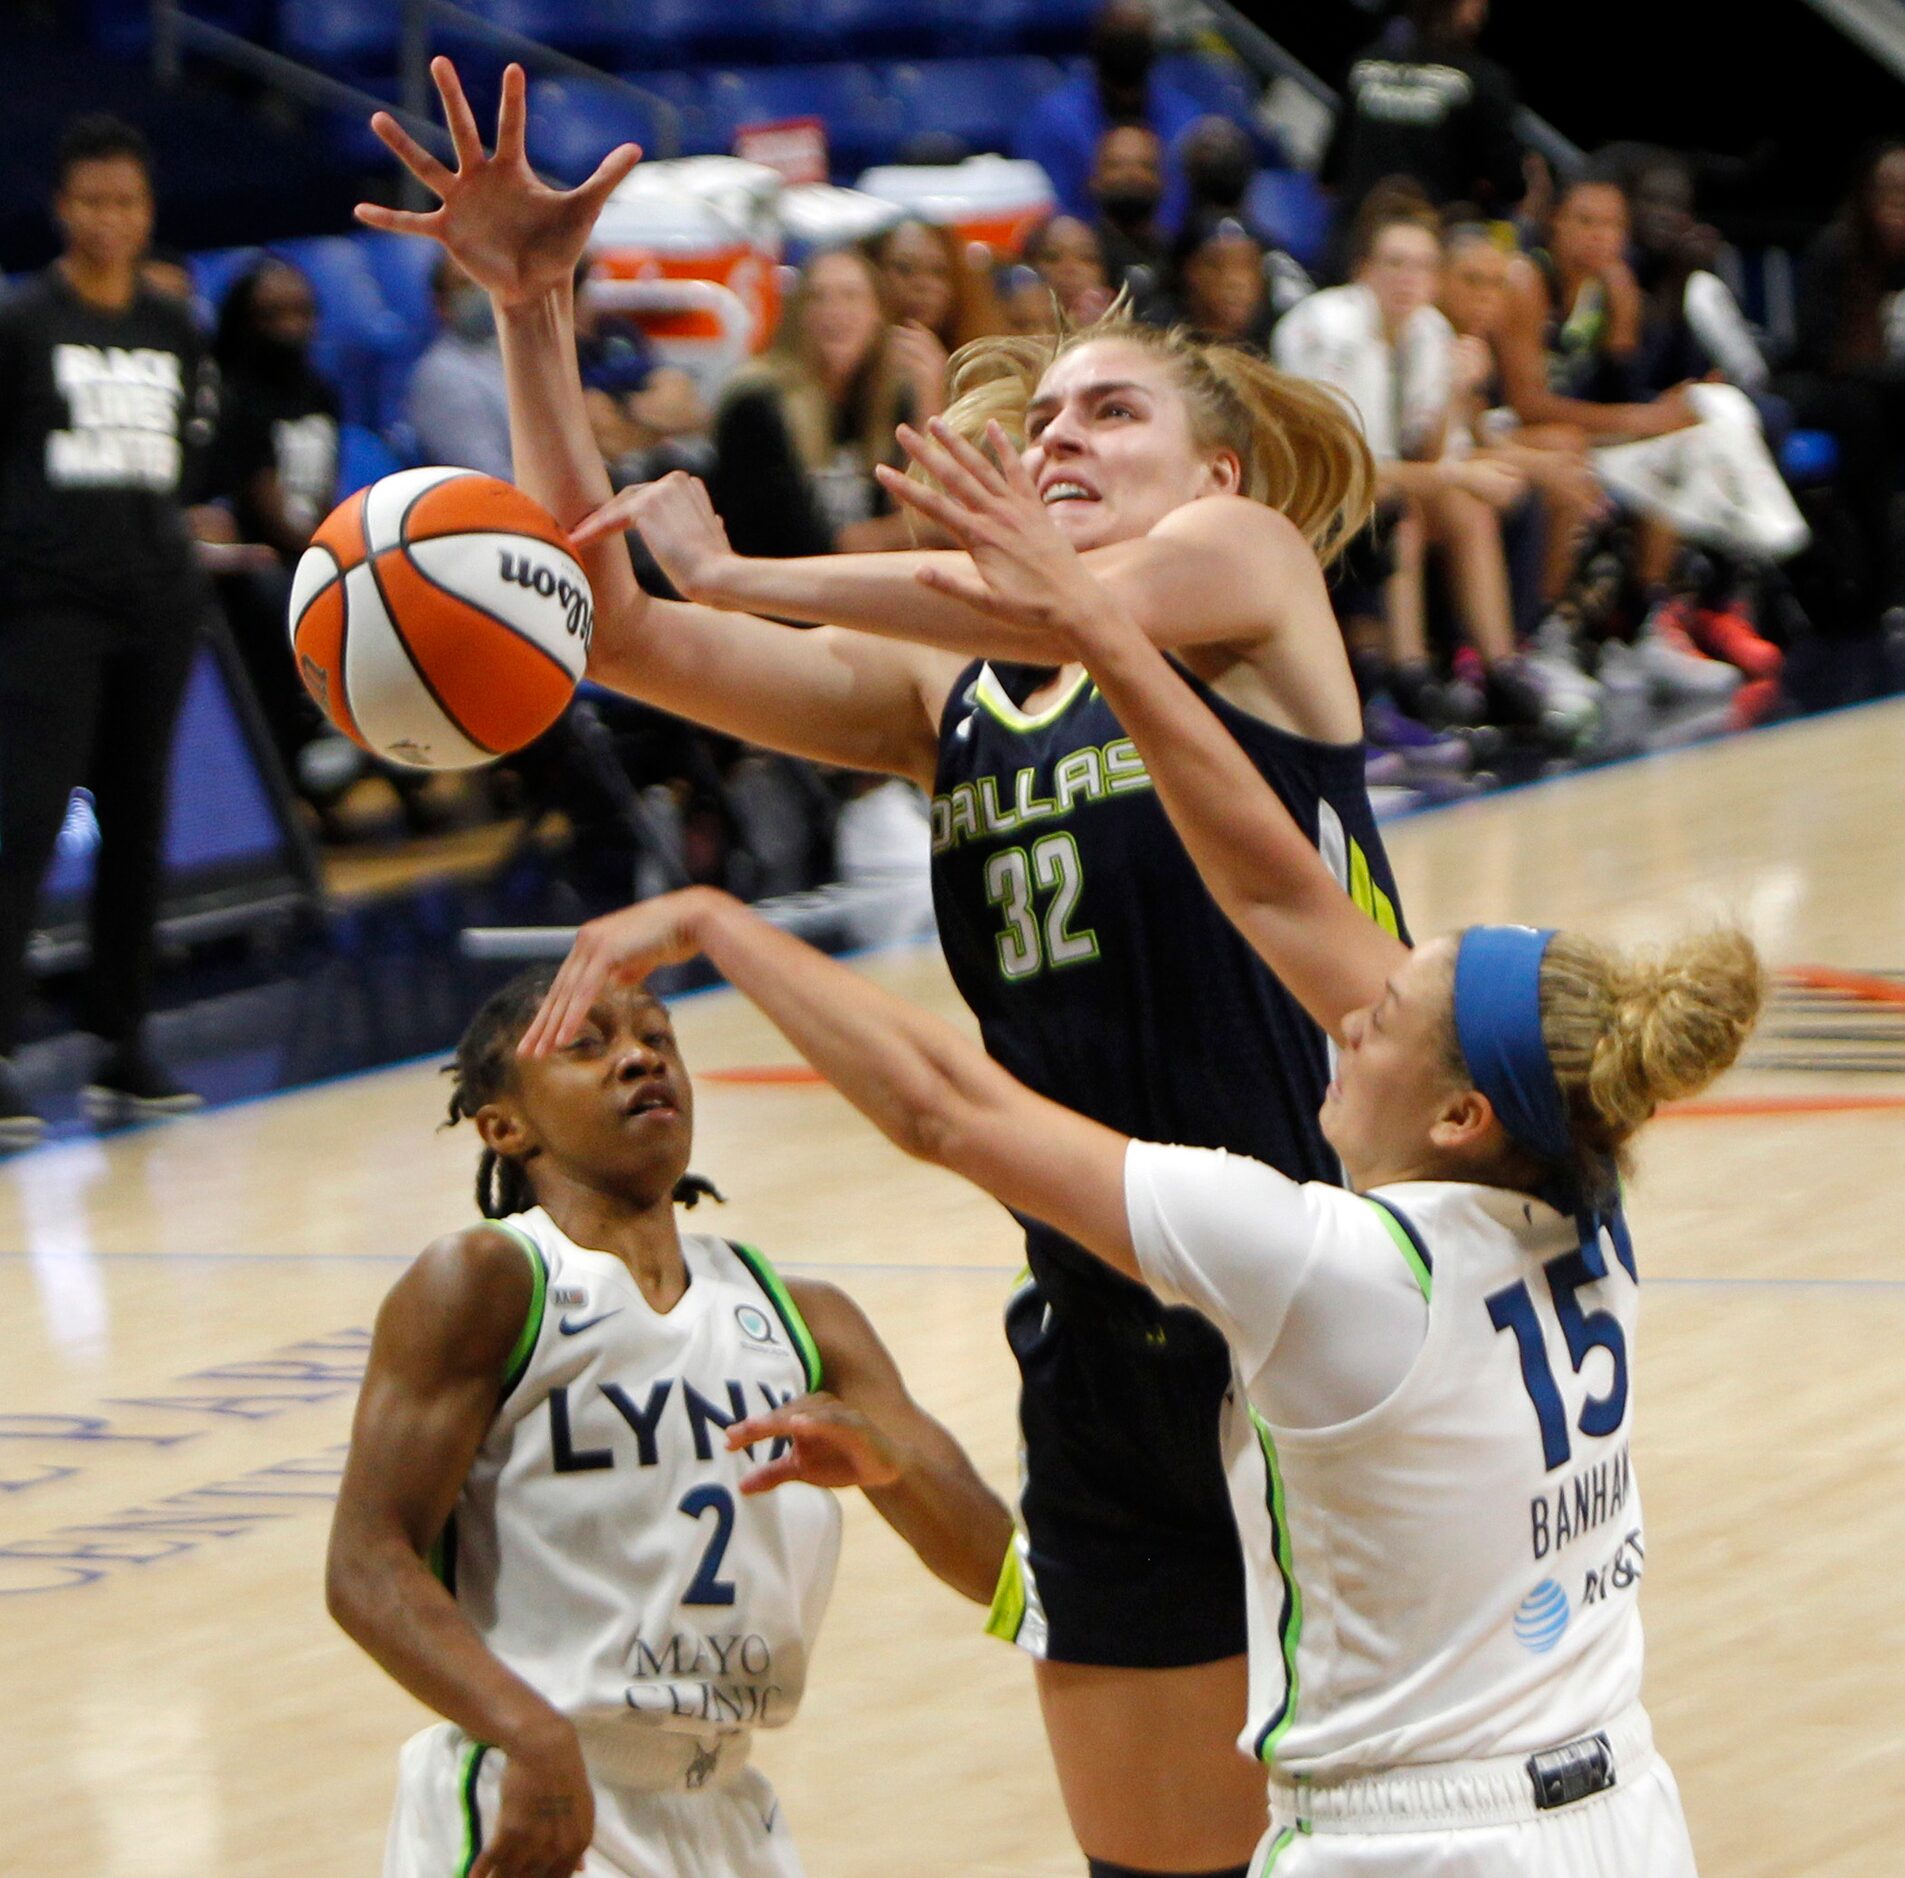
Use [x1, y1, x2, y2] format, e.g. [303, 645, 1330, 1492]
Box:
[1513, 1578, 1571, 1654]
[734, 1304, 777, 1345]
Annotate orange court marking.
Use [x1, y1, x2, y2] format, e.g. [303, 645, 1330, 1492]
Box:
[1660, 1093, 1905, 1119]
[701, 1064, 827, 1085]
[1780, 964, 1905, 1007]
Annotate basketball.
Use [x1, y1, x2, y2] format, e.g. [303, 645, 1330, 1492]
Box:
[288, 467, 595, 770]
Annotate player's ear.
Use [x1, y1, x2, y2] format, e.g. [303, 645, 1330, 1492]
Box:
[475, 1099, 535, 1161]
[1202, 447, 1242, 495]
[1428, 1085, 1495, 1154]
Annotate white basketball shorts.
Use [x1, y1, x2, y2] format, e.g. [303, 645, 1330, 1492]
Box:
[384, 1722, 806, 1878]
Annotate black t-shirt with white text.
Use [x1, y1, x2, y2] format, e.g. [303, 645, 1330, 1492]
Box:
[0, 267, 215, 616]
[208, 365, 340, 560]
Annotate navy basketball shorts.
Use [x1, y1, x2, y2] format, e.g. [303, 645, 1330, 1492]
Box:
[988, 1267, 1248, 1669]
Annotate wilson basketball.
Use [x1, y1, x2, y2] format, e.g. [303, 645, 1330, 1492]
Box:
[288, 467, 594, 769]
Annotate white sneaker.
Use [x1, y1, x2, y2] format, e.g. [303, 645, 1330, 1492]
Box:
[1609, 611, 1743, 704]
[1522, 648, 1605, 748]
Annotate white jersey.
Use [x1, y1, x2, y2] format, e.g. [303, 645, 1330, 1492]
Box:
[1272, 282, 1455, 463]
[1127, 1145, 1645, 1781]
[439, 1208, 842, 1757]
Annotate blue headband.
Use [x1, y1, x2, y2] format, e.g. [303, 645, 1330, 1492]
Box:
[1453, 925, 1571, 1169]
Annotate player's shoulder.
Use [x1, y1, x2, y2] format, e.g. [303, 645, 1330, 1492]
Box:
[1153, 491, 1311, 560]
[389, 1222, 542, 1344]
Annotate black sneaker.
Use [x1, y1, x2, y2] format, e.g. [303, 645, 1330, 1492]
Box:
[82, 1047, 203, 1126]
[0, 1057, 45, 1150]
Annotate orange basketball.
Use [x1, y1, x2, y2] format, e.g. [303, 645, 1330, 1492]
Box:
[288, 468, 594, 769]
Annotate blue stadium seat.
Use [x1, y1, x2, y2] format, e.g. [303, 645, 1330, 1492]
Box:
[1246, 169, 1331, 270]
[613, 0, 795, 67]
[189, 246, 267, 324]
[454, 0, 631, 63]
[83, 0, 270, 58]
[883, 57, 1058, 161]
[795, 0, 953, 58]
[273, 237, 413, 431]
[526, 77, 680, 182]
[336, 422, 406, 499]
[281, 0, 401, 75]
[1155, 53, 1261, 126]
[356, 230, 443, 341]
[700, 65, 903, 175]
[964, 0, 1097, 54]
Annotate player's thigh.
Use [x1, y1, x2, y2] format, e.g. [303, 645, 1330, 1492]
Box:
[1036, 1655, 1268, 1868]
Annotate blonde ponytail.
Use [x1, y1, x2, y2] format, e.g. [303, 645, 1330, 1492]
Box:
[1538, 929, 1765, 1193]
[938, 299, 1376, 567]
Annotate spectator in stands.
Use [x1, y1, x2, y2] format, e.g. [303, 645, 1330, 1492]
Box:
[1020, 215, 1113, 327]
[142, 245, 196, 308]
[0, 114, 218, 1139]
[869, 217, 1002, 356]
[1783, 140, 1905, 634]
[573, 277, 710, 490]
[1089, 125, 1169, 298]
[1181, 116, 1258, 230]
[1439, 221, 1605, 613]
[1142, 212, 1278, 349]
[995, 261, 1057, 335]
[1276, 189, 1556, 735]
[1500, 169, 1804, 693]
[1015, 0, 1203, 233]
[1625, 151, 1770, 397]
[1320, 0, 1524, 263]
[205, 257, 340, 780]
[407, 254, 512, 479]
[708, 247, 915, 560]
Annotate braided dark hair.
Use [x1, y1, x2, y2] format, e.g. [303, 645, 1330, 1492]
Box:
[444, 965, 724, 1221]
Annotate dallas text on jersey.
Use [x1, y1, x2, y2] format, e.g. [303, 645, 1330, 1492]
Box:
[930, 734, 1155, 855]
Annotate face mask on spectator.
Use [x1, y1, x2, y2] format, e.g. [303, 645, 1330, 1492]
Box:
[1098, 186, 1161, 231]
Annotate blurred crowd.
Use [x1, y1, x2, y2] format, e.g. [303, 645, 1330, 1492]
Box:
[26, 0, 1905, 907]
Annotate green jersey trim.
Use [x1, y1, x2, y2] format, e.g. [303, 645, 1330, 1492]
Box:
[1250, 1406, 1305, 1768]
[427, 1515, 459, 1596]
[984, 1538, 1027, 1644]
[1260, 1822, 1312, 1868]
[490, 1221, 549, 1406]
[455, 1741, 491, 1878]
[1362, 1196, 1433, 1302]
[729, 1241, 824, 1392]
[974, 662, 1092, 732]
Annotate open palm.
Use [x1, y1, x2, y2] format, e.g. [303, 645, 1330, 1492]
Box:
[355, 57, 639, 308]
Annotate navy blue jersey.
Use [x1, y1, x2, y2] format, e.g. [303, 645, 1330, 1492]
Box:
[931, 657, 1407, 1325]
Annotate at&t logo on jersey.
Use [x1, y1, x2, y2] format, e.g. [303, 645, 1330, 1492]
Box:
[1513, 1578, 1572, 1655]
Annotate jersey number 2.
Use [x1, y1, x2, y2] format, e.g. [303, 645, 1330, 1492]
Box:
[678, 1484, 737, 1606]
[984, 833, 1099, 981]
[1486, 1237, 1629, 1473]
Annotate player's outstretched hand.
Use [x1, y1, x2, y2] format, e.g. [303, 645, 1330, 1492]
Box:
[354, 59, 639, 308]
[518, 889, 721, 1058]
[876, 417, 1131, 652]
[472, 1718, 594, 1878]
[727, 1394, 903, 1495]
[570, 471, 739, 603]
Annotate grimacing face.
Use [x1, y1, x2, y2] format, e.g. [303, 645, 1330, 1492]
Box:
[1319, 938, 1471, 1188]
[488, 985, 695, 1207]
[1017, 337, 1240, 553]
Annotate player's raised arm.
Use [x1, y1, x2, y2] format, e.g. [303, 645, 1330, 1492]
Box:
[356, 57, 954, 784]
[326, 1226, 595, 1877]
[519, 889, 1139, 1277]
[886, 419, 1408, 1043]
[725, 1281, 1014, 1606]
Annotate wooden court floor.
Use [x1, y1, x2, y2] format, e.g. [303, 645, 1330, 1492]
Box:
[4, 700, 1904, 1876]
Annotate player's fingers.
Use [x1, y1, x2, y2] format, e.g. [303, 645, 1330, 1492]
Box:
[368, 112, 454, 195]
[521, 942, 599, 1055]
[432, 56, 488, 169]
[725, 1412, 789, 1449]
[577, 142, 642, 210]
[568, 490, 640, 547]
[494, 62, 528, 165]
[988, 420, 1040, 501]
[874, 462, 970, 538]
[916, 562, 1011, 617]
[352, 203, 440, 238]
[926, 415, 1012, 498]
[737, 1456, 808, 1495]
[895, 422, 992, 511]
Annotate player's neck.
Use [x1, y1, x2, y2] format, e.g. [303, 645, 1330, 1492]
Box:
[535, 1178, 690, 1311]
[57, 252, 140, 312]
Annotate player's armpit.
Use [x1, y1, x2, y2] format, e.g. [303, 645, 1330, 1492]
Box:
[785, 1279, 1013, 1605]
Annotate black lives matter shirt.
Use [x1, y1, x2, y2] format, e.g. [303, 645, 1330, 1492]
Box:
[0, 267, 215, 618]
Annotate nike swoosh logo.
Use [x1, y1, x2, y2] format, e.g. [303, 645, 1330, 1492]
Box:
[761, 1800, 780, 1833]
[558, 1308, 624, 1336]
